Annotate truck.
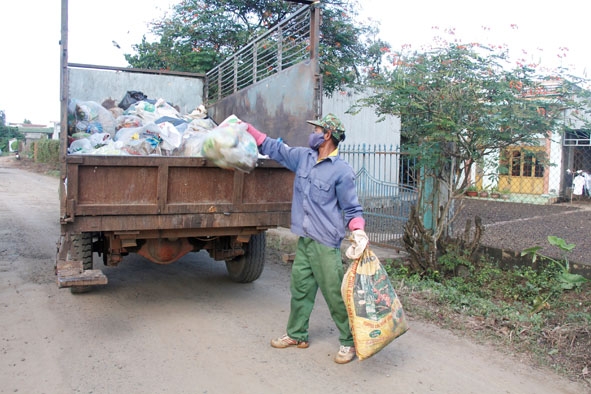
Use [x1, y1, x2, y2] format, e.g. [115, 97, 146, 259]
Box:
[55, 0, 322, 292]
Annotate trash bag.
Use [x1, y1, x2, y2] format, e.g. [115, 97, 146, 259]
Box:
[157, 121, 182, 153]
[122, 136, 162, 156]
[186, 117, 217, 133]
[201, 115, 258, 172]
[71, 100, 117, 135]
[177, 131, 209, 157]
[126, 101, 158, 123]
[118, 90, 148, 110]
[88, 132, 112, 148]
[90, 141, 128, 156]
[341, 247, 409, 361]
[68, 138, 94, 154]
[114, 122, 161, 144]
[116, 115, 143, 130]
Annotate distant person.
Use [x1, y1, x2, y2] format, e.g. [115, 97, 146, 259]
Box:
[573, 170, 585, 199]
[583, 170, 591, 197]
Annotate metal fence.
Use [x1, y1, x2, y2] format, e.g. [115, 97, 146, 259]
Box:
[340, 144, 417, 249]
[340, 132, 591, 255]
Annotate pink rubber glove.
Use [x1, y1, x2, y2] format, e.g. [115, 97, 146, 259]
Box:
[247, 123, 267, 146]
[348, 217, 365, 231]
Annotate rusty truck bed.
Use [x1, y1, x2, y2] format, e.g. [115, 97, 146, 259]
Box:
[61, 155, 294, 235]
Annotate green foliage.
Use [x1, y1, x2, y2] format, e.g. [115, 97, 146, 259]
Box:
[125, 0, 385, 95]
[385, 251, 591, 380]
[389, 237, 589, 317]
[299, 240, 591, 379]
[388, 251, 590, 320]
[34, 139, 60, 164]
[521, 236, 589, 292]
[437, 243, 474, 276]
[0, 125, 22, 153]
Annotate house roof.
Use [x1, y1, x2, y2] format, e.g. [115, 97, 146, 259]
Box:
[18, 127, 53, 134]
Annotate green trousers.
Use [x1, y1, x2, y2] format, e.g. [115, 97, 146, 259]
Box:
[286, 237, 354, 346]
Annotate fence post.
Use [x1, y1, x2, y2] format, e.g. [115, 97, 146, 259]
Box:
[418, 167, 434, 232]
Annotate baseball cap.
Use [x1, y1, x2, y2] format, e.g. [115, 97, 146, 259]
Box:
[306, 113, 346, 142]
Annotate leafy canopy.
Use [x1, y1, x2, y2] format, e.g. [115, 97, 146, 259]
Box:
[124, 0, 388, 95]
[359, 42, 591, 192]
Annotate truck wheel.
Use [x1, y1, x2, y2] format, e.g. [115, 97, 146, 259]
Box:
[225, 232, 266, 283]
[69, 233, 93, 294]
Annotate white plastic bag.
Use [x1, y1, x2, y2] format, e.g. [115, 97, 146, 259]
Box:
[201, 115, 258, 172]
[88, 132, 112, 148]
[73, 101, 116, 135]
[90, 141, 128, 155]
[68, 138, 93, 154]
[157, 121, 182, 153]
[178, 132, 209, 157]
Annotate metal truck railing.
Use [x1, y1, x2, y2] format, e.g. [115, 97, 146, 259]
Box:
[205, 5, 314, 105]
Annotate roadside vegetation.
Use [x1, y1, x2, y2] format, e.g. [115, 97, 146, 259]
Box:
[384, 237, 590, 386]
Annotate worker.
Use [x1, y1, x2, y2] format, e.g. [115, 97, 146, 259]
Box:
[245, 113, 368, 364]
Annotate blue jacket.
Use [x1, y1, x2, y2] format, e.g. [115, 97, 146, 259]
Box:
[259, 137, 363, 248]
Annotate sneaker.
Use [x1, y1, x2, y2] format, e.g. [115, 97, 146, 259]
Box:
[334, 345, 356, 364]
[270, 334, 310, 349]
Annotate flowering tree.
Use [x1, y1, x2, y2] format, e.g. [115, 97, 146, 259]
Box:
[357, 42, 591, 274]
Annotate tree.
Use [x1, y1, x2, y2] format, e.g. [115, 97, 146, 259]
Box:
[357, 42, 591, 274]
[125, 0, 387, 95]
[0, 124, 22, 153]
[0, 110, 25, 153]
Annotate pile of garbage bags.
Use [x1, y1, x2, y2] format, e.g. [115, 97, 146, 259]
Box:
[67, 92, 259, 173]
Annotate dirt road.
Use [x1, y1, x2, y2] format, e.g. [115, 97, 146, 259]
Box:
[0, 159, 588, 394]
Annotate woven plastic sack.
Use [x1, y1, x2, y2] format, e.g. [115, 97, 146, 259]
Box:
[341, 247, 409, 360]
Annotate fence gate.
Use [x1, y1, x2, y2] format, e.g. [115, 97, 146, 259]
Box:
[341, 144, 417, 249]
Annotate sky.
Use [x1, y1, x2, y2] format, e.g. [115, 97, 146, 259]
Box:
[1, 0, 589, 125]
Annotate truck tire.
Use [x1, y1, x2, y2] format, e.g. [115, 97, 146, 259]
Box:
[225, 232, 266, 283]
[69, 233, 93, 294]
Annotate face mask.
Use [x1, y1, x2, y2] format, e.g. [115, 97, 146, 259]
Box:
[308, 132, 325, 150]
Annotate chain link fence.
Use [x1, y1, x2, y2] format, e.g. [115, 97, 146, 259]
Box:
[472, 134, 591, 204]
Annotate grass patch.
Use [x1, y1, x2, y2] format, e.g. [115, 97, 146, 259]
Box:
[384, 256, 591, 385]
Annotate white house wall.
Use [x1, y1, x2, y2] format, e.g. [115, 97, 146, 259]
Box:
[322, 90, 402, 184]
[322, 90, 400, 147]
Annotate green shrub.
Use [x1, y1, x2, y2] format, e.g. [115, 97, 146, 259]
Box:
[34, 139, 59, 164]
